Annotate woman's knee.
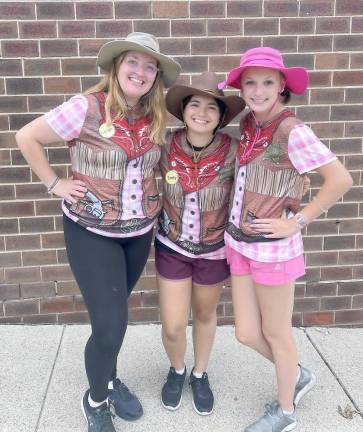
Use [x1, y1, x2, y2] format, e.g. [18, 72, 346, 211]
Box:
[261, 325, 292, 349]
[162, 323, 186, 343]
[192, 306, 216, 324]
[235, 327, 264, 349]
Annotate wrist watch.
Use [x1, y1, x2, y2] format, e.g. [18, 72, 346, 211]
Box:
[294, 213, 307, 230]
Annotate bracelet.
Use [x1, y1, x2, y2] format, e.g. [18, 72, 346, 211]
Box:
[47, 176, 60, 194]
[294, 213, 307, 230]
[313, 196, 328, 214]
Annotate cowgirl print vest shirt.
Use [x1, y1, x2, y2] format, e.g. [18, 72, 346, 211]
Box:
[227, 109, 306, 243]
[64, 92, 161, 237]
[157, 129, 237, 256]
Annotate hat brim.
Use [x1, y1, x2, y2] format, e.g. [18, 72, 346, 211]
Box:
[219, 65, 309, 95]
[166, 85, 245, 128]
[97, 40, 181, 88]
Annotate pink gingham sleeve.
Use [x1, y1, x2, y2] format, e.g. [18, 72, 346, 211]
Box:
[288, 124, 337, 174]
[44, 95, 88, 141]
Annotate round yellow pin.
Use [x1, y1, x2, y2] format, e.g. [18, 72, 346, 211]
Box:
[99, 123, 115, 138]
[165, 170, 179, 185]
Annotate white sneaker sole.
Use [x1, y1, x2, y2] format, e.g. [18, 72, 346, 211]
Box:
[81, 396, 88, 425]
[162, 395, 182, 411]
[192, 398, 214, 416]
[281, 421, 297, 432]
[294, 373, 317, 406]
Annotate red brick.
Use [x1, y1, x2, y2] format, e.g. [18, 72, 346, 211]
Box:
[317, 17, 349, 33]
[159, 39, 190, 55]
[280, 18, 314, 34]
[353, 266, 363, 279]
[227, 37, 262, 54]
[40, 40, 78, 57]
[191, 2, 225, 17]
[10, 113, 39, 130]
[191, 38, 226, 55]
[48, 148, 70, 164]
[331, 105, 363, 121]
[351, 53, 363, 69]
[28, 96, 64, 113]
[307, 220, 339, 236]
[115, 2, 151, 18]
[35, 200, 62, 216]
[76, 2, 113, 19]
[310, 122, 343, 138]
[57, 281, 79, 296]
[154, 1, 189, 18]
[298, 36, 332, 52]
[58, 21, 95, 38]
[23, 250, 57, 266]
[15, 184, 46, 200]
[284, 53, 314, 69]
[297, 106, 330, 122]
[40, 295, 74, 313]
[19, 217, 54, 234]
[74, 295, 86, 311]
[306, 282, 337, 297]
[95, 21, 132, 38]
[210, 55, 241, 73]
[134, 20, 170, 37]
[23, 313, 57, 324]
[37, 3, 75, 19]
[57, 249, 68, 264]
[321, 296, 352, 311]
[339, 250, 363, 265]
[302, 236, 323, 251]
[334, 71, 363, 87]
[81, 77, 102, 92]
[303, 311, 333, 326]
[0, 167, 30, 184]
[0, 316, 21, 323]
[227, 1, 262, 17]
[345, 124, 363, 138]
[24, 59, 60, 76]
[339, 281, 363, 296]
[128, 307, 159, 323]
[306, 252, 338, 267]
[174, 56, 208, 73]
[0, 3, 35, 19]
[334, 35, 362, 51]
[264, 0, 298, 16]
[0, 284, 20, 300]
[134, 276, 157, 291]
[0, 22, 18, 39]
[352, 17, 363, 33]
[324, 235, 355, 251]
[330, 138, 361, 155]
[335, 309, 363, 325]
[0, 59, 22, 76]
[245, 18, 278, 35]
[263, 36, 297, 52]
[0, 201, 34, 218]
[344, 187, 363, 201]
[339, 219, 363, 234]
[58, 311, 90, 324]
[21, 281, 55, 299]
[336, 0, 363, 15]
[61, 58, 97, 76]
[315, 53, 349, 70]
[79, 39, 112, 56]
[20, 21, 56, 38]
[5, 267, 41, 283]
[5, 298, 39, 316]
[299, 1, 334, 16]
[0, 97, 25, 115]
[0, 185, 14, 200]
[41, 265, 74, 282]
[294, 297, 320, 312]
[0, 219, 18, 235]
[321, 266, 352, 281]
[44, 77, 80, 94]
[2, 40, 39, 57]
[352, 295, 363, 308]
[171, 20, 206, 37]
[5, 235, 40, 251]
[140, 291, 157, 307]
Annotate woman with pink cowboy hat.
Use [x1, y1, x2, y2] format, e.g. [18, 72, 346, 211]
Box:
[219, 47, 352, 432]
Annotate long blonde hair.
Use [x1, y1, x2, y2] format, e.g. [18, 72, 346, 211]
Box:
[84, 53, 167, 145]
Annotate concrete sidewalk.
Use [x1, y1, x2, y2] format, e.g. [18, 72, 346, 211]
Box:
[0, 325, 362, 432]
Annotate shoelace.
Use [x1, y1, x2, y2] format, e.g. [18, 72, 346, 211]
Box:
[114, 380, 133, 401]
[264, 402, 279, 417]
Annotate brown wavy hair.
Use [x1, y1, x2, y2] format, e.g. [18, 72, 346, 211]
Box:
[84, 53, 167, 145]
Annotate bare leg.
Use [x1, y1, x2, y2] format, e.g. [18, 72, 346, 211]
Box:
[191, 282, 223, 373]
[158, 274, 192, 370]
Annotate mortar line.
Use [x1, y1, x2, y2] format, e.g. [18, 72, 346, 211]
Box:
[303, 328, 363, 420]
[34, 325, 66, 432]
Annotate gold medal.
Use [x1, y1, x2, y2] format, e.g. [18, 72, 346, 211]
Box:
[99, 122, 115, 138]
[165, 170, 178, 185]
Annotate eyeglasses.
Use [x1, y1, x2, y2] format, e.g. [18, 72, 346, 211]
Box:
[124, 57, 159, 76]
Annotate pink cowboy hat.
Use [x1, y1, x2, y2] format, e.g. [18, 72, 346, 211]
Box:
[218, 47, 309, 94]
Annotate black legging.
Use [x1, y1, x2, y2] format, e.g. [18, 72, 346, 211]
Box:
[63, 215, 153, 402]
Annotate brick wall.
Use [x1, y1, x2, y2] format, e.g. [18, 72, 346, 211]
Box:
[0, 0, 362, 326]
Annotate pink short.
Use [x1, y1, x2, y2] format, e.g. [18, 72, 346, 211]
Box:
[225, 244, 305, 286]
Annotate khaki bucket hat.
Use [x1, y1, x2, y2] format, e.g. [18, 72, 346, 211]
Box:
[166, 72, 246, 128]
[97, 32, 181, 88]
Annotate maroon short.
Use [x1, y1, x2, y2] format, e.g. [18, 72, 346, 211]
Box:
[155, 248, 230, 286]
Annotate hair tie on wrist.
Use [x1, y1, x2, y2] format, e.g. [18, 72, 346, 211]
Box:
[47, 176, 60, 194]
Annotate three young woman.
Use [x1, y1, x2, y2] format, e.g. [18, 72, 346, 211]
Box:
[156, 72, 244, 415]
[16, 32, 181, 432]
[219, 47, 353, 432]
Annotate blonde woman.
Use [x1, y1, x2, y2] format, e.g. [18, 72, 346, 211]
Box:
[16, 32, 180, 432]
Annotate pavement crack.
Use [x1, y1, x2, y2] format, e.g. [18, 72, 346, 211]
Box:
[303, 328, 363, 421]
[34, 325, 66, 432]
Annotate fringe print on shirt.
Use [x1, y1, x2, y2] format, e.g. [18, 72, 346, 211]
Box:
[245, 163, 304, 199]
[199, 186, 225, 211]
[141, 148, 160, 177]
[70, 142, 127, 180]
[164, 182, 184, 208]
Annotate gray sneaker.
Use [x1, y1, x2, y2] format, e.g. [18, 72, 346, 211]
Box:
[293, 365, 316, 406]
[245, 401, 296, 432]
